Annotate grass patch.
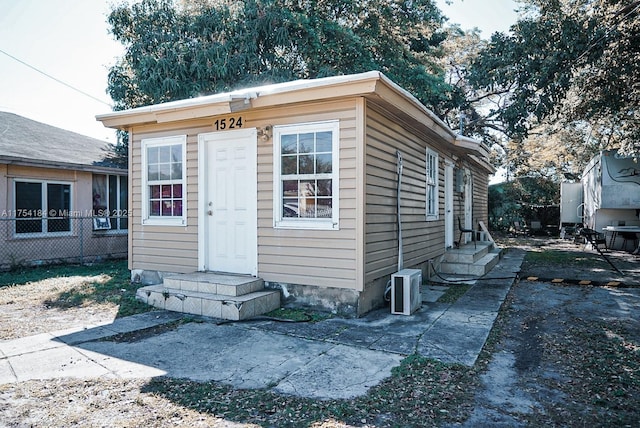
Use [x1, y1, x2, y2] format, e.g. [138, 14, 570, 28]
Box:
[524, 249, 605, 267]
[264, 307, 332, 323]
[142, 354, 476, 427]
[437, 284, 471, 303]
[0, 260, 151, 318]
[101, 319, 191, 343]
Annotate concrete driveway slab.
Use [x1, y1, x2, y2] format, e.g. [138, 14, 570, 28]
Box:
[0, 250, 525, 399]
[7, 345, 112, 382]
[0, 332, 65, 358]
[273, 344, 403, 399]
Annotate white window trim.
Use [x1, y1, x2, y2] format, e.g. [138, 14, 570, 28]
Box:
[141, 135, 187, 226]
[426, 148, 439, 221]
[273, 120, 340, 230]
[13, 179, 73, 237]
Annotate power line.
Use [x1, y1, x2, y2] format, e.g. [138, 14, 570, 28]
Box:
[0, 48, 112, 107]
[575, 2, 640, 63]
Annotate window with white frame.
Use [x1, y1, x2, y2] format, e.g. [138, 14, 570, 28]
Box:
[92, 174, 128, 230]
[14, 180, 72, 235]
[426, 148, 439, 220]
[141, 135, 186, 226]
[273, 121, 339, 230]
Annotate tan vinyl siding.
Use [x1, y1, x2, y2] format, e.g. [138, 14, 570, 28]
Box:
[258, 100, 359, 290]
[128, 100, 361, 286]
[129, 124, 207, 274]
[472, 169, 489, 226]
[364, 103, 445, 284]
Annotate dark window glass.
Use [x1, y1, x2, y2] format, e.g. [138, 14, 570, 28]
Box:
[46, 184, 70, 232]
[15, 182, 42, 234]
[120, 176, 128, 230]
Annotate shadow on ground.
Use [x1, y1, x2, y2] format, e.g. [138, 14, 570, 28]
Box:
[496, 234, 640, 285]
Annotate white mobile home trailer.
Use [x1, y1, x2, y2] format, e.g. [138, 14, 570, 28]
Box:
[581, 150, 640, 236]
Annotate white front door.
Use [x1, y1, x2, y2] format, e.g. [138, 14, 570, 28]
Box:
[444, 162, 454, 248]
[198, 129, 257, 275]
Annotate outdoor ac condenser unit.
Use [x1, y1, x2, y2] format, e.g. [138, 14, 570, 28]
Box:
[390, 269, 422, 315]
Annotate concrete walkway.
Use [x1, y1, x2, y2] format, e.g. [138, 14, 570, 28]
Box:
[0, 250, 524, 400]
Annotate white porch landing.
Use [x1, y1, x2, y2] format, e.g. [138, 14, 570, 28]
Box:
[136, 273, 280, 321]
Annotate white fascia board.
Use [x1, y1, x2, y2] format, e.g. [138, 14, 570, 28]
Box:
[95, 72, 383, 129]
[95, 71, 461, 147]
[454, 135, 490, 157]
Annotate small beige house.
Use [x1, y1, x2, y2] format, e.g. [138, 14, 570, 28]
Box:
[0, 112, 128, 269]
[97, 71, 494, 316]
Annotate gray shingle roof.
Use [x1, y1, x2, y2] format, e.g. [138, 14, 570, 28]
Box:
[0, 112, 124, 171]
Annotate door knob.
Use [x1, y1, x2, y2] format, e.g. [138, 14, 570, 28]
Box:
[208, 210, 213, 216]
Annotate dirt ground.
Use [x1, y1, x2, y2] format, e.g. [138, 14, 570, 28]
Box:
[0, 274, 119, 340]
[0, 235, 639, 426]
[461, 235, 640, 426]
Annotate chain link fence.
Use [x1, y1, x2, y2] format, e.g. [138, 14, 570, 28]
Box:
[0, 216, 127, 270]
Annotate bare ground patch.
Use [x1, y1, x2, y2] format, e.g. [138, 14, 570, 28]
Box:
[0, 274, 118, 340]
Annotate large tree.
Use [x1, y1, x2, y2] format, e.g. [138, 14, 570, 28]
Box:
[107, 0, 458, 113]
[465, 0, 640, 179]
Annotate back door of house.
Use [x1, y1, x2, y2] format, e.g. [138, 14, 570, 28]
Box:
[444, 162, 454, 248]
[198, 129, 257, 276]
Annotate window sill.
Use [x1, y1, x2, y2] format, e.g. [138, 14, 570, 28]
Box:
[142, 218, 187, 227]
[11, 232, 74, 240]
[275, 220, 339, 231]
[92, 230, 128, 236]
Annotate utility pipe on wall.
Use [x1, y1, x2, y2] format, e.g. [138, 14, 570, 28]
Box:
[396, 150, 403, 271]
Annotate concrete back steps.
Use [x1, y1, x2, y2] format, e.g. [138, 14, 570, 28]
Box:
[136, 272, 280, 321]
[439, 240, 502, 276]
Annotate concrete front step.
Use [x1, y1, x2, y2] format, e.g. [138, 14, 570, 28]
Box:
[443, 241, 493, 264]
[440, 249, 502, 276]
[136, 285, 281, 321]
[163, 272, 264, 296]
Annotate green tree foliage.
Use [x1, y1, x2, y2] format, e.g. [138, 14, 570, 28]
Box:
[467, 0, 640, 179]
[489, 176, 560, 231]
[107, 0, 457, 113]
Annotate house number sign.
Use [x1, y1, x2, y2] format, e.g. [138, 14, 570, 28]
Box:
[213, 117, 243, 131]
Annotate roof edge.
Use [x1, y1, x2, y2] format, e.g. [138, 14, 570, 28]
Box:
[0, 155, 126, 174]
[96, 71, 386, 129]
[95, 72, 488, 162]
[453, 135, 491, 158]
[373, 73, 457, 140]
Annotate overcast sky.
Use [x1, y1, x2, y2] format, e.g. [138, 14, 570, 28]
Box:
[0, 0, 520, 142]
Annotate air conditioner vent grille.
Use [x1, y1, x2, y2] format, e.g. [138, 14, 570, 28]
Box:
[390, 269, 422, 315]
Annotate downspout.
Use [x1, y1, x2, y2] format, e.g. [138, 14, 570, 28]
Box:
[396, 150, 403, 271]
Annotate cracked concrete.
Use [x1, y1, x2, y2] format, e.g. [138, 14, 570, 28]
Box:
[0, 251, 523, 400]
